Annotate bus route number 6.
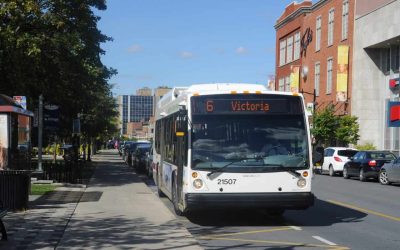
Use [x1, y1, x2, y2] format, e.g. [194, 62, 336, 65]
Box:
[206, 100, 214, 112]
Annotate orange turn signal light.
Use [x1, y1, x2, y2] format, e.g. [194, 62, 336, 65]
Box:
[302, 171, 309, 177]
[192, 172, 198, 178]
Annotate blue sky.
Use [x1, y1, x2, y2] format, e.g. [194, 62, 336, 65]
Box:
[97, 0, 297, 96]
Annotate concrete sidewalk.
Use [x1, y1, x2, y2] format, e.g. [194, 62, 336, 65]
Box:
[0, 149, 202, 249]
[57, 149, 202, 249]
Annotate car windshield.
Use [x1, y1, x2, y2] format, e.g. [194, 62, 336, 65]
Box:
[338, 150, 358, 157]
[191, 114, 309, 173]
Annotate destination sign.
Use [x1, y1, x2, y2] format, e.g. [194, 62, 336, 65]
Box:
[191, 94, 302, 115]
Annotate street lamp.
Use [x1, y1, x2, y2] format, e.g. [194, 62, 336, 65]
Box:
[301, 88, 317, 115]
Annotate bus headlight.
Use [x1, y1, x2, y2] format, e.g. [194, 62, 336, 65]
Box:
[193, 179, 203, 189]
[297, 178, 306, 188]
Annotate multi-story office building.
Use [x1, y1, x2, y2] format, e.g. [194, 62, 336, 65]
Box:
[136, 87, 152, 96]
[117, 86, 171, 136]
[352, 0, 400, 150]
[275, 0, 355, 116]
[117, 94, 153, 136]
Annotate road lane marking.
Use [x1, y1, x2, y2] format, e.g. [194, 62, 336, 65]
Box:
[198, 227, 292, 239]
[288, 225, 302, 231]
[328, 199, 400, 222]
[313, 235, 337, 245]
[199, 236, 348, 249]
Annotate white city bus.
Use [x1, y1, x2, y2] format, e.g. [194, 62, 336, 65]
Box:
[153, 83, 315, 215]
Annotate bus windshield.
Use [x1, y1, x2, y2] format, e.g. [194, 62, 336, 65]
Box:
[191, 114, 309, 172]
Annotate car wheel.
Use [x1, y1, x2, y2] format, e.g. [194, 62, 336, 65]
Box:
[343, 166, 349, 179]
[359, 168, 367, 182]
[379, 170, 390, 185]
[329, 165, 335, 177]
[172, 178, 184, 216]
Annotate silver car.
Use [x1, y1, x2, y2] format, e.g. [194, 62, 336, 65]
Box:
[379, 157, 400, 185]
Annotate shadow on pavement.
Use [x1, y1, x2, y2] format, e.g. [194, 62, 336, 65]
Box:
[58, 216, 199, 249]
[185, 198, 367, 229]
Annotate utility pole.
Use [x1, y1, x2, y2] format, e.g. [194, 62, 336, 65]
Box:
[38, 94, 43, 172]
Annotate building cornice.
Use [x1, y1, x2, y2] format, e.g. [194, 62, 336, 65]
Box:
[274, 0, 332, 30]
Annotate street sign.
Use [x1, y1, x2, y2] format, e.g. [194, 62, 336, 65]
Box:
[13, 96, 27, 109]
[44, 104, 60, 133]
[73, 118, 81, 134]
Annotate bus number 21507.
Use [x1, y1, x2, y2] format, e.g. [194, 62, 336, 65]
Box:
[217, 179, 237, 185]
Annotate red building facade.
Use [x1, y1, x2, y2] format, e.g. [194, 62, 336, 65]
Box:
[275, 0, 355, 115]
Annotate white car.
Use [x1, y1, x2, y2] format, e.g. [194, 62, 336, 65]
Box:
[322, 147, 358, 176]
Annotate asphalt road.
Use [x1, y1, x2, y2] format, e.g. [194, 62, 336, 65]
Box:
[141, 172, 400, 250]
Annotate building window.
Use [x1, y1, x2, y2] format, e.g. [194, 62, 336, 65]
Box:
[285, 76, 290, 92]
[327, 58, 333, 94]
[279, 39, 286, 66]
[384, 48, 391, 74]
[393, 45, 400, 72]
[294, 32, 301, 60]
[316, 16, 321, 51]
[328, 9, 335, 46]
[286, 36, 293, 63]
[279, 78, 285, 91]
[342, 0, 349, 40]
[315, 62, 320, 96]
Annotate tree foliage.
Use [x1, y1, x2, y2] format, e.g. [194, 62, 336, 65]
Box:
[312, 105, 360, 146]
[311, 106, 337, 145]
[335, 115, 360, 145]
[0, 0, 118, 142]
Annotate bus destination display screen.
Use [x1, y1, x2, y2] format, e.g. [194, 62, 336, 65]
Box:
[191, 94, 302, 115]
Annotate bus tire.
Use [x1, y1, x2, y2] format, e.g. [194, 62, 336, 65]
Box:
[172, 178, 184, 216]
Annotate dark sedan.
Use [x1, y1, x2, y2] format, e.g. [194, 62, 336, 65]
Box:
[132, 144, 151, 171]
[343, 151, 397, 181]
[379, 157, 400, 185]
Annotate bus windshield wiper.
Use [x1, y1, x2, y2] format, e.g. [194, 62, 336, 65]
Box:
[207, 158, 250, 177]
[263, 164, 301, 178]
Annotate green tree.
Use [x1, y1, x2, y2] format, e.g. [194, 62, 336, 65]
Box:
[0, 0, 118, 143]
[312, 105, 360, 147]
[335, 115, 360, 145]
[311, 105, 338, 146]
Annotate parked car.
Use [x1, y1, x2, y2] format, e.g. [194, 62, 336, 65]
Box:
[122, 141, 135, 161]
[379, 157, 400, 185]
[322, 147, 358, 176]
[144, 146, 154, 177]
[132, 143, 151, 171]
[128, 141, 151, 167]
[343, 150, 397, 181]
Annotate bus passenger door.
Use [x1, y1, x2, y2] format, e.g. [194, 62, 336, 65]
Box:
[175, 110, 188, 204]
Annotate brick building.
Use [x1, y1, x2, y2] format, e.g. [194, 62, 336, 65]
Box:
[275, 0, 355, 116]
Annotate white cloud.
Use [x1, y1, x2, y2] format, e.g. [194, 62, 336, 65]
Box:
[179, 51, 194, 59]
[235, 46, 248, 55]
[127, 44, 143, 53]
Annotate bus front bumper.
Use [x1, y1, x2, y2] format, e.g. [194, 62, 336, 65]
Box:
[185, 192, 314, 211]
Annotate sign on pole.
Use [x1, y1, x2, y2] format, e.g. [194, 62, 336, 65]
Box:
[13, 96, 27, 109]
